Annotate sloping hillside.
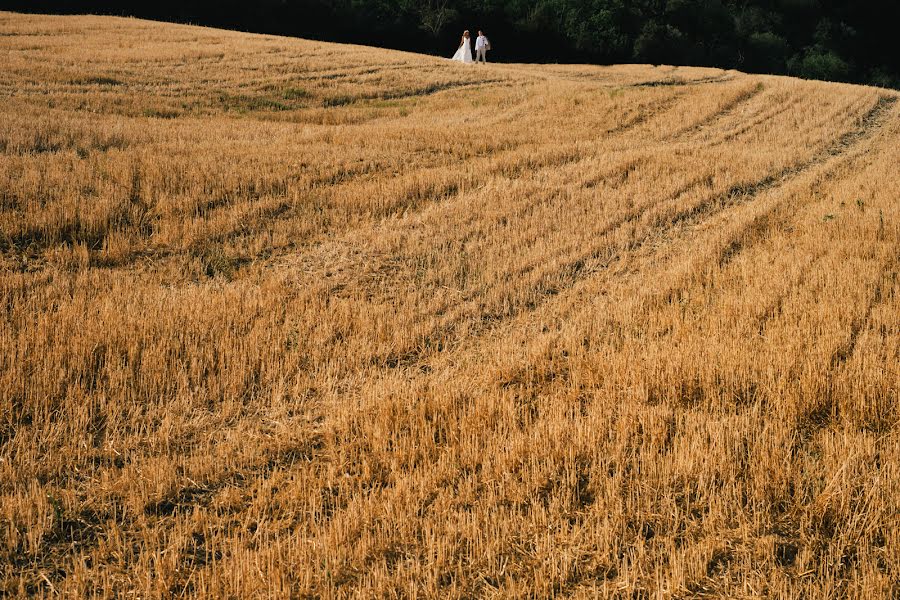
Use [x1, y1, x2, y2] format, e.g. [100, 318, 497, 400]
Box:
[1, 12, 899, 598]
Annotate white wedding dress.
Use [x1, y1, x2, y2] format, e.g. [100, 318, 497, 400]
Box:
[451, 38, 473, 63]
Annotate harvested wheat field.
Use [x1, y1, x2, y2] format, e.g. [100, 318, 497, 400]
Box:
[1, 11, 899, 598]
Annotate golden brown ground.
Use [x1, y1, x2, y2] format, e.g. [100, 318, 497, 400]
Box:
[1, 11, 899, 598]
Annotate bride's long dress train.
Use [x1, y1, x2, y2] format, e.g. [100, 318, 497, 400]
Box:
[452, 40, 473, 63]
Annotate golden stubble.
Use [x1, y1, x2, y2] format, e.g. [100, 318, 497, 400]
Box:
[1, 11, 899, 599]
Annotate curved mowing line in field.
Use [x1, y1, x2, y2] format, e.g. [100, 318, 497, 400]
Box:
[291, 93, 900, 565]
[663, 81, 767, 142]
[382, 95, 896, 373]
[260, 94, 895, 383]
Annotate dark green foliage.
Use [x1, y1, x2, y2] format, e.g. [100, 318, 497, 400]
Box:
[789, 48, 852, 82]
[11, 0, 900, 88]
[744, 32, 790, 73]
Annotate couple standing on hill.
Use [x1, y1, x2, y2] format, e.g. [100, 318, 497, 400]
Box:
[451, 30, 490, 64]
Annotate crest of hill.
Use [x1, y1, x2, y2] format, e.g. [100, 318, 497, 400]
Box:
[3, 10, 887, 124]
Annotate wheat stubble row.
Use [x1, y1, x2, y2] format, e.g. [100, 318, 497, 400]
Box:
[1, 12, 899, 599]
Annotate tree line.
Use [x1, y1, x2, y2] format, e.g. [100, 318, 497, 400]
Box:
[13, 0, 900, 88]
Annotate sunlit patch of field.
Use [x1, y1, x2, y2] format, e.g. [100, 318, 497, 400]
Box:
[1, 11, 899, 598]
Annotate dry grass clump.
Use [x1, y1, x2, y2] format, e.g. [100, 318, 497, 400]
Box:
[1, 11, 899, 598]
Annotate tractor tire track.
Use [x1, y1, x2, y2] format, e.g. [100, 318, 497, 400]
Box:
[797, 253, 898, 439]
[381, 95, 897, 369]
[664, 81, 766, 142]
[630, 73, 734, 88]
[269, 91, 894, 376]
[666, 96, 895, 230]
[653, 95, 896, 310]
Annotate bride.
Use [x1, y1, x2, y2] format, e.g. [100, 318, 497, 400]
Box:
[451, 30, 474, 63]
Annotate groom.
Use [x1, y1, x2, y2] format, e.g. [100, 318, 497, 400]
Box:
[475, 31, 489, 63]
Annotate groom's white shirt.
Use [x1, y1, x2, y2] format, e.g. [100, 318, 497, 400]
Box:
[476, 35, 487, 50]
